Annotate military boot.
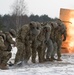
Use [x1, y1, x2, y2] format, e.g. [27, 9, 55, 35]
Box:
[51, 56, 57, 61]
[39, 59, 44, 63]
[0, 64, 9, 70]
[8, 61, 14, 66]
[44, 57, 49, 61]
[45, 57, 53, 61]
[32, 58, 36, 63]
[49, 58, 53, 61]
[57, 57, 62, 61]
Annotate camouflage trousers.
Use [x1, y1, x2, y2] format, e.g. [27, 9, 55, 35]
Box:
[14, 41, 25, 64]
[15, 40, 31, 64]
[46, 39, 54, 59]
[0, 51, 11, 65]
[32, 40, 46, 63]
[56, 39, 62, 58]
[51, 42, 57, 58]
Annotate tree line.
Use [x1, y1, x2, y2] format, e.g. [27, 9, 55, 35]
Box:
[0, 14, 58, 31]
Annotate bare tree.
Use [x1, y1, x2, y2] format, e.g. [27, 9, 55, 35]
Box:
[11, 0, 27, 32]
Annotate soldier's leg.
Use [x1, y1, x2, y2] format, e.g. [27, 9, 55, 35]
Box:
[46, 39, 54, 60]
[32, 48, 36, 63]
[24, 42, 31, 63]
[37, 42, 46, 63]
[31, 41, 37, 63]
[42, 46, 46, 61]
[0, 53, 2, 64]
[0, 52, 11, 69]
[51, 42, 57, 60]
[57, 40, 62, 61]
[2, 52, 11, 64]
[15, 41, 25, 64]
[0, 53, 3, 69]
[37, 46, 43, 63]
[57, 46, 61, 61]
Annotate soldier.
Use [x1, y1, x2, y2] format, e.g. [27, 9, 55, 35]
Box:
[45, 22, 58, 61]
[1, 30, 16, 68]
[8, 29, 17, 66]
[32, 24, 46, 63]
[45, 20, 67, 61]
[15, 22, 41, 64]
[29, 22, 41, 63]
[0, 31, 11, 69]
[55, 19, 67, 61]
[25, 22, 41, 63]
[33, 22, 52, 63]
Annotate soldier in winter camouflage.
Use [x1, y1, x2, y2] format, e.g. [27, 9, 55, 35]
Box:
[15, 22, 41, 64]
[7, 29, 17, 66]
[31, 22, 52, 63]
[55, 19, 67, 61]
[0, 31, 11, 69]
[45, 22, 58, 61]
[32, 23, 46, 63]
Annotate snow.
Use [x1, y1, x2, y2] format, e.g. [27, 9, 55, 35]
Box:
[1, 49, 74, 75]
[8, 47, 17, 64]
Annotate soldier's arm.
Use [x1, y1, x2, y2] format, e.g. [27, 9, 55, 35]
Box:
[62, 30, 67, 41]
[62, 25, 67, 41]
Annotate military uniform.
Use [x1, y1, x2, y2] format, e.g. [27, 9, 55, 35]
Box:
[36, 26, 46, 63]
[36, 23, 52, 62]
[7, 29, 17, 66]
[0, 32, 11, 69]
[45, 22, 58, 61]
[4, 32, 15, 51]
[15, 22, 41, 64]
[56, 19, 67, 61]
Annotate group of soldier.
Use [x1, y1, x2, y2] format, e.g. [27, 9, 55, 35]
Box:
[0, 19, 67, 70]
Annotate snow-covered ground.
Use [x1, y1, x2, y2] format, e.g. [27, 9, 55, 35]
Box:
[1, 37, 74, 75]
[1, 52, 74, 75]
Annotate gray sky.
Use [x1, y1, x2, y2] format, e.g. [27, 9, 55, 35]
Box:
[0, 0, 74, 18]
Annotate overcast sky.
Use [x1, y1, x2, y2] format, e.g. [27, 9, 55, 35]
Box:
[0, 0, 74, 18]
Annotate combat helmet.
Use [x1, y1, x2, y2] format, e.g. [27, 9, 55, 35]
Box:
[9, 29, 16, 38]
